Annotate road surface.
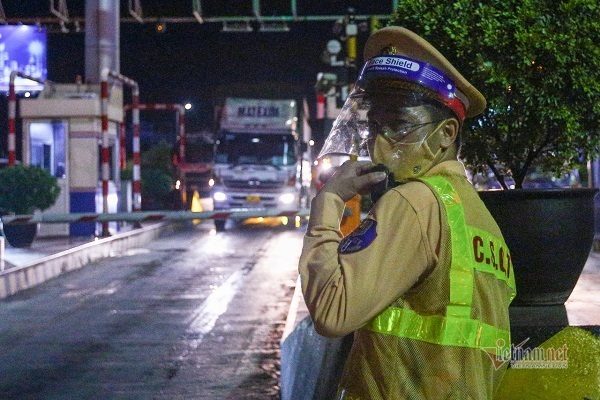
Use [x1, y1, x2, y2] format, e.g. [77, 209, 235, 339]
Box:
[0, 221, 304, 399]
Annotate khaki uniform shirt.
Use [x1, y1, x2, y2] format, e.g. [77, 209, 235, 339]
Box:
[298, 161, 469, 337]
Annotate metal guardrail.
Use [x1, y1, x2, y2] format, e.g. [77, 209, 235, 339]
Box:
[0, 208, 311, 225]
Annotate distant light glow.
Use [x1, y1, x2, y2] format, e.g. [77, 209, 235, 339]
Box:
[184, 103, 192, 110]
[279, 193, 295, 204]
[24, 92, 31, 98]
[208, 178, 215, 187]
[28, 40, 44, 56]
[309, 140, 315, 146]
[213, 191, 227, 202]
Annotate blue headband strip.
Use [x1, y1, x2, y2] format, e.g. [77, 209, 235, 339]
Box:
[358, 55, 456, 101]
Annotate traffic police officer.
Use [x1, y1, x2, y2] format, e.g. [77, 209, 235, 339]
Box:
[299, 26, 516, 399]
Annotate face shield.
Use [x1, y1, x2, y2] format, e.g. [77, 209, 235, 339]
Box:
[318, 54, 465, 161]
[317, 95, 371, 158]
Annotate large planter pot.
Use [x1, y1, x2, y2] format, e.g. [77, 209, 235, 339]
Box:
[479, 188, 598, 306]
[1, 222, 39, 248]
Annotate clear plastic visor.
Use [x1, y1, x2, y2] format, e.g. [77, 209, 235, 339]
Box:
[318, 85, 435, 159]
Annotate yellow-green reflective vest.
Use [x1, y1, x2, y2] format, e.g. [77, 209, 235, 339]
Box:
[366, 175, 517, 355]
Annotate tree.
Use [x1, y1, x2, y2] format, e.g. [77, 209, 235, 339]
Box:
[390, 0, 600, 188]
[122, 140, 177, 210]
[140, 140, 178, 179]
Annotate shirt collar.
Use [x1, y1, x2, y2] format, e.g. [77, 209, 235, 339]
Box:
[425, 160, 467, 178]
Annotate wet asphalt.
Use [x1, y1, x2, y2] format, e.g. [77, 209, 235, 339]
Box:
[0, 222, 303, 399]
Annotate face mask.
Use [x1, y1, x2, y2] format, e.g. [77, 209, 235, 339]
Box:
[372, 120, 446, 182]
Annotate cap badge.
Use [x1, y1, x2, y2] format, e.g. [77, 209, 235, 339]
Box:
[379, 45, 398, 55]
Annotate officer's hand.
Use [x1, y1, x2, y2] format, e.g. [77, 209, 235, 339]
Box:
[321, 161, 388, 202]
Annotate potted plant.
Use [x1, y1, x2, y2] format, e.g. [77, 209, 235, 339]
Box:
[0, 165, 61, 248]
[389, 0, 600, 306]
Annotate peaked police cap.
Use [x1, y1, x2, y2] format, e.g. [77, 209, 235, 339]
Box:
[363, 26, 486, 119]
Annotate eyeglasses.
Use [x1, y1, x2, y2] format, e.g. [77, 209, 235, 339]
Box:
[368, 119, 444, 144]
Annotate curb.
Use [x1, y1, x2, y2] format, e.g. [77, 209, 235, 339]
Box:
[282, 278, 302, 341]
[593, 235, 600, 252]
[0, 222, 174, 299]
[280, 277, 351, 400]
[0, 237, 4, 268]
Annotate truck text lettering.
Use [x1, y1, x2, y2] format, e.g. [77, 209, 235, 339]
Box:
[237, 106, 280, 118]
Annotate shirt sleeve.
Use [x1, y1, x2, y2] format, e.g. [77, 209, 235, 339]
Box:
[298, 186, 439, 338]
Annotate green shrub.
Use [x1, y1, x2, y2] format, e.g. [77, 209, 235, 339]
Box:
[141, 168, 173, 210]
[0, 165, 61, 215]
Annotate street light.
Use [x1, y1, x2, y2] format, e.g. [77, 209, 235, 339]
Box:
[184, 103, 192, 110]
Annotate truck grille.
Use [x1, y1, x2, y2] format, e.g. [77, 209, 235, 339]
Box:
[223, 179, 283, 190]
[230, 194, 278, 208]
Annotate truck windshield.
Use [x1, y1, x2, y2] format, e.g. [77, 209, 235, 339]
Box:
[215, 133, 296, 167]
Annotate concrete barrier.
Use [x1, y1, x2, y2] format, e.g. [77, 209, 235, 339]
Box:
[280, 277, 353, 400]
[280, 317, 353, 400]
[0, 236, 4, 271]
[0, 222, 175, 299]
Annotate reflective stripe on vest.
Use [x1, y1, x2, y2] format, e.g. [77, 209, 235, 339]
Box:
[365, 175, 516, 356]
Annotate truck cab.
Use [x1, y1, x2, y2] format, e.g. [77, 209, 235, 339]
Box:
[211, 98, 303, 231]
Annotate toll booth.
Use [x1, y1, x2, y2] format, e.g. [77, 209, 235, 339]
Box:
[19, 83, 124, 237]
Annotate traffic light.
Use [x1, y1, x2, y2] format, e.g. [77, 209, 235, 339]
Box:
[155, 19, 166, 33]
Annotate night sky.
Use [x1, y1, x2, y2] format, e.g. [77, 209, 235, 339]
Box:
[2, 1, 395, 149]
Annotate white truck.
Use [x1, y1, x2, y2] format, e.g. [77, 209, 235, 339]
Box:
[211, 98, 305, 231]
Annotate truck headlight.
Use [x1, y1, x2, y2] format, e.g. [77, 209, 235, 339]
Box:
[279, 193, 295, 205]
[213, 191, 227, 202]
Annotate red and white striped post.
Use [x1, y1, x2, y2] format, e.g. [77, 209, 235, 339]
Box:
[119, 122, 126, 170]
[124, 104, 185, 162]
[178, 107, 186, 164]
[316, 93, 325, 120]
[100, 68, 140, 236]
[7, 79, 16, 166]
[131, 90, 141, 212]
[100, 70, 110, 236]
[122, 103, 185, 210]
[7, 71, 48, 166]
